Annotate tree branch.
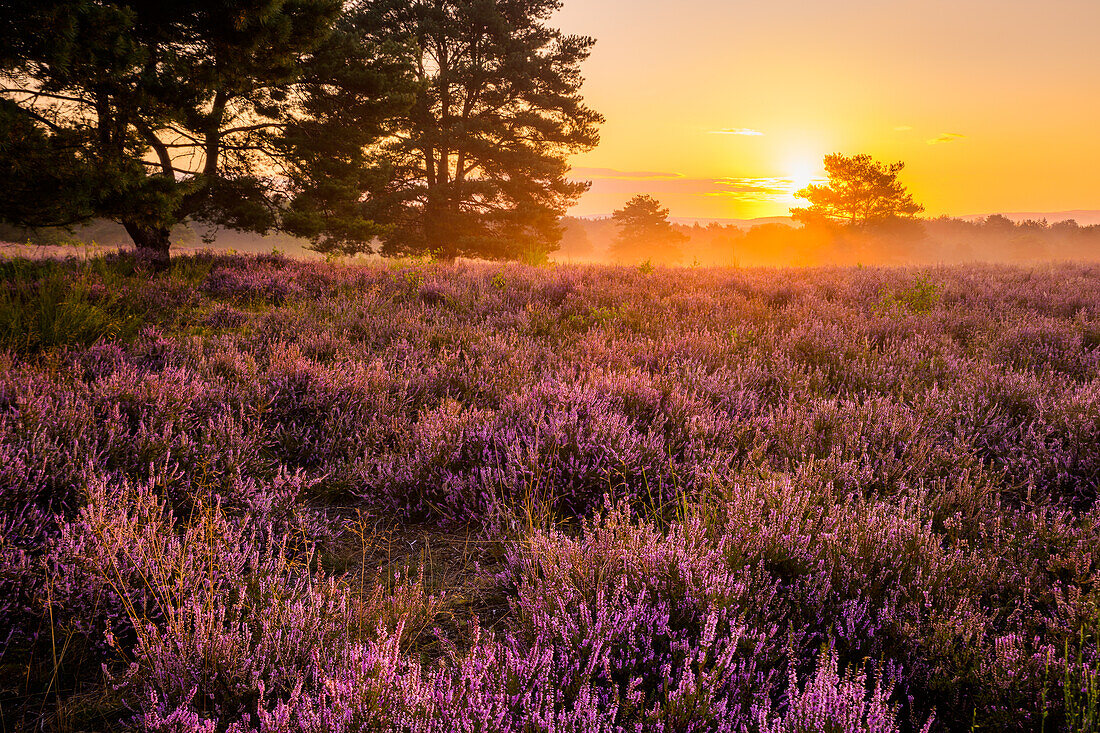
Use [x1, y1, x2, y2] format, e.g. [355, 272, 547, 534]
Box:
[0, 88, 92, 106]
[221, 122, 285, 135]
[134, 120, 175, 178]
[3, 103, 65, 133]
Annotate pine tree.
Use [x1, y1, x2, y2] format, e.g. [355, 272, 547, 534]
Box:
[609, 195, 687, 265]
[791, 153, 924, 227]
[344, 0, 603, 263]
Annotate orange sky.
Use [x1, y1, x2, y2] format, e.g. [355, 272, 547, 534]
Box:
[554, 0, 1100, 220]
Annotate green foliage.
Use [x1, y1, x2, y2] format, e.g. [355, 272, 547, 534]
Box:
[166, 256, 217, 288]
[0, 100, 100, 228]
[0, 259, 143, 353]
[879, 274, 942, 314]
[792, 153, 924, 227]
[280, 19, 414, 256]
[350, 0, 603, 262]
[0, 221, 86, 249]
[1, 0, 598, 264]
[588, 304, 625, 327]
[1061, 615, 1100, 733]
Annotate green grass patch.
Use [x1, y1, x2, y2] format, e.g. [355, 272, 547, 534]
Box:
[0, 258, 145, 353]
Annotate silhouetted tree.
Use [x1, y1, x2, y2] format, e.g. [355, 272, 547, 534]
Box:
[609, 195, 686, 264]
[791, 153, 923, 227]
[0, 0, 403, 267]
[344, 0, 603, 263]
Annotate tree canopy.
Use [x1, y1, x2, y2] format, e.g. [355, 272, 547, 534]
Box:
[0, 0, 603, 265]
[791, 153, 924, 227]
[341, 0, 603, 263]
[608, 194, 686, 265]
[0, 0, 405, 266]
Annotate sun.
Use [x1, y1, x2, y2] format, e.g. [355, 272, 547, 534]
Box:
[788, 161, 819, 193]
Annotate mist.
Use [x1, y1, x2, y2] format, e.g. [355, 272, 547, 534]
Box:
[554, 214, 1100, 267]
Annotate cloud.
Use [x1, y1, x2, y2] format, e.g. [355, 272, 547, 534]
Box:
[712, 177, 792, 195]
[570, 167, 683, 180]
[927, 132, 966, 145]
[894, 125, 914, 132]
[705, 176, 815, 203]
[709, 128, 765, 136]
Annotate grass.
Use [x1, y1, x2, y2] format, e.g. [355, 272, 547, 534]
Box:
[0, 259, 144, 354]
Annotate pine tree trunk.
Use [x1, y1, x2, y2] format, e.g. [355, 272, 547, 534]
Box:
[424, 204, 458, 263]
[123, 223, 172, 270]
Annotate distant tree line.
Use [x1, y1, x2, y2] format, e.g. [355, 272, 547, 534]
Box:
[0, 0, 602, 267]
[558, 212, 1100, 268]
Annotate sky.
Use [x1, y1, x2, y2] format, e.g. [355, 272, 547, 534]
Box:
[553, 0, 1100, 221]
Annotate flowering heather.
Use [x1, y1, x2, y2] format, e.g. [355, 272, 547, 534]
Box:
[4, 253, 1100, 731]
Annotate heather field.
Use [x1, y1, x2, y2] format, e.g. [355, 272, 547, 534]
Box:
[6, 254, 1100, 732]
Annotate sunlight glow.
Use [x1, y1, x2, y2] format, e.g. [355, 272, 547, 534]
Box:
[554, 0, 1100, 220]
[787, 162, 818, 195]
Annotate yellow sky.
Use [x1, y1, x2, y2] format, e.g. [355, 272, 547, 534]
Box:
[555, 0, 1100, 220]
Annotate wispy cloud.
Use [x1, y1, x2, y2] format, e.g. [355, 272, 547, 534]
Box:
[894, 125, 914, 132]
[705, 176, 818, 203]
[927, 132, 966, 145]
[709, 128, 765, 136]
[570, 167, 683, 180]
[712, 177, 791, 195]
